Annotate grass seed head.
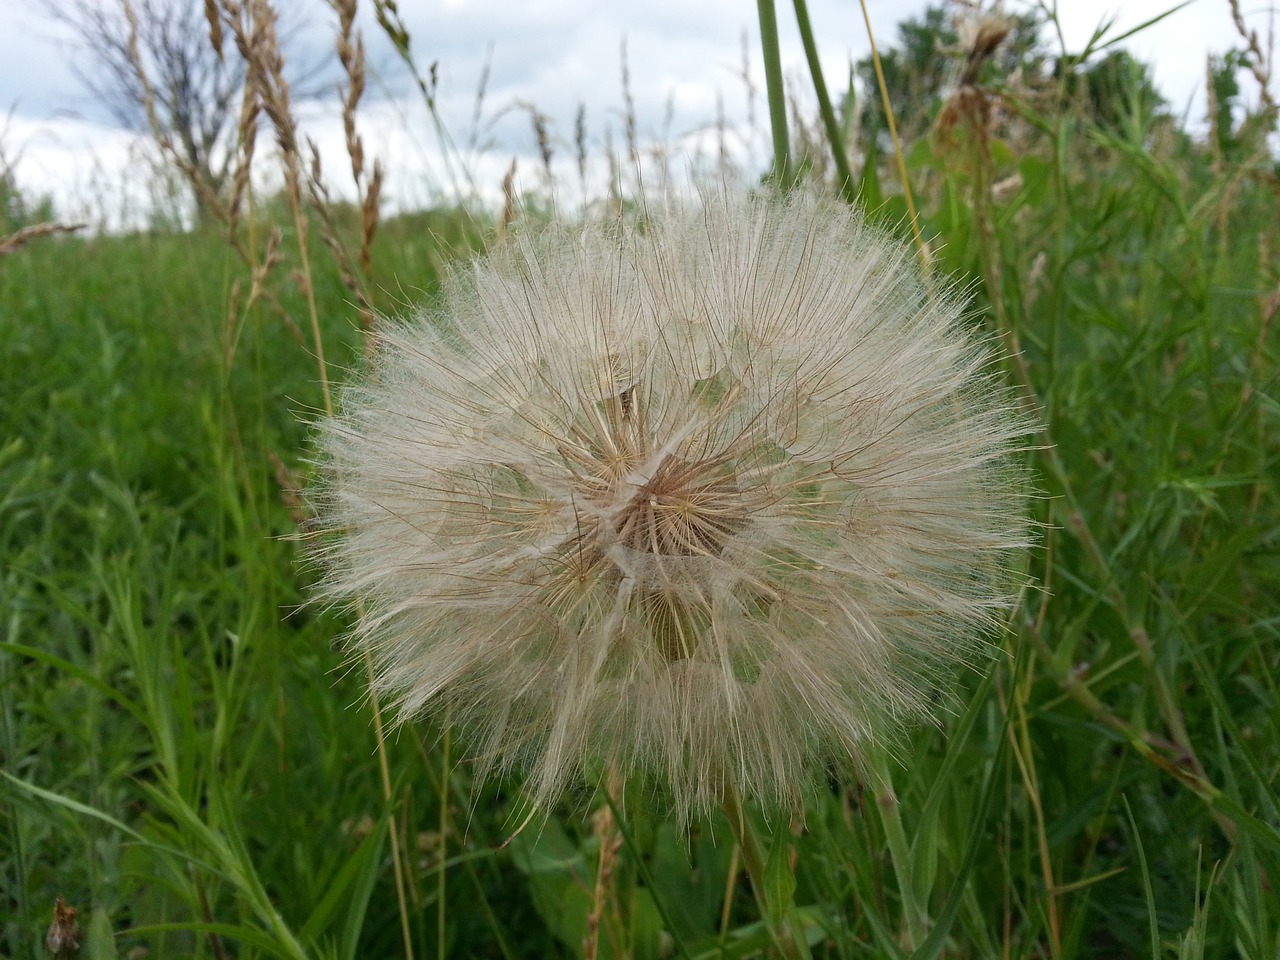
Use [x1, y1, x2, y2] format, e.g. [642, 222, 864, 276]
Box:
[313, 190, 1034, 822]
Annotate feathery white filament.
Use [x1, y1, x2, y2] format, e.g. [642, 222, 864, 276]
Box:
[313, 190, 1033, 821]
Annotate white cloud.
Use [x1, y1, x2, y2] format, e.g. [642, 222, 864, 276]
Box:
[2, 0, 1271, 227]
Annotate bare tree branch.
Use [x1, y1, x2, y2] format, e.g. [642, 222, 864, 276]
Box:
[40, 0, 323, 221]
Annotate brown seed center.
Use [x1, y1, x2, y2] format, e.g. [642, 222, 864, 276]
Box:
[613, 455, 745, 557]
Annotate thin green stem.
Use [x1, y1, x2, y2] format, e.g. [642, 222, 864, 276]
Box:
[438, 725, 451, 960]
[792, 0, 856, 203]
[857, 0, 927, 264]
[365, 658, 416, 960]
[720, 787, 810, 960]
[963, 104, 1222, 843]
[870, 760, 927, 950]
[756, 0, 792, 188]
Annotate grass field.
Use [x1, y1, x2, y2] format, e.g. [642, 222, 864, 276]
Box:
[2, 4, 1279, 958]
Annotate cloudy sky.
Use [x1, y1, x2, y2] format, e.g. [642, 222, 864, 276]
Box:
[1, 0, 1269, 227]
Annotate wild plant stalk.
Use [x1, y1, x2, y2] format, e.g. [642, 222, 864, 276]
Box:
[332, 0, 384, 280]
[371, 0, 476, 201]
[0, 221, 87, 255]
[122, 0, 419, 953]
[583, 770, 623, 960]
[237, 1, 417, 951]
[720, 786, 811, 960]
[232, 0, 330, 410]
[791, 2, 1271, 944]
[937, 6, 1255, 853]
[790, 0, 856, 204]
[856, 0, 926, 262]
[303, 0, 385, 342]
[775, 4, 940, 950]
[755, 0, 792, 186]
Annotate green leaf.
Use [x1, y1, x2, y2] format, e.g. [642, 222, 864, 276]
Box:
[762, 821, 796, 928]
[0, 641, 149, 728]
[297, 814, 388, 957]
[126, 923, 304, 960]
[85, 910, 119, 960]
[1122, 795, 1162, 960]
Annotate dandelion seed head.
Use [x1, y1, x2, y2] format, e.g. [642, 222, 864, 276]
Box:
[313, 190, 1033, 822]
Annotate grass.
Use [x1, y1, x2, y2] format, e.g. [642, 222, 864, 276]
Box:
[2, 3, 1278, 958]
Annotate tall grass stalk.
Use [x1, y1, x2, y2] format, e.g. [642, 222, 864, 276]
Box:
[857, 0, 926, 260]
[756, 0, 793, 187]
[791, 0, 857, 204]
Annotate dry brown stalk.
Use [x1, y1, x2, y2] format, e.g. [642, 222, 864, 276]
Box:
[218, 5, 410, 953]
[0, 221, 87, 256]
[203, 0, 224, 58]
[335, 0, 364, 182]
[306, 140, 376, 332]
[113, 10, 411, 947]
[331, 0, 383, 282]
[605, 128, 623, 220]
[1227, 0, 1277, 125]
[227, 61, 262, 229]
[226, 0, 331, 411]
[359, 161, 383, 276]
[574, 103, 588, 193]
[582, 775, 624, 960]
[496, 157, 518, 243]
[268, 448, 310, 528]
[526, 102, 554, 184]
[619, 39, 639, 168]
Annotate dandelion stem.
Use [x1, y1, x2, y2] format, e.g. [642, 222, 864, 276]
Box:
[720, 786, 811, 960]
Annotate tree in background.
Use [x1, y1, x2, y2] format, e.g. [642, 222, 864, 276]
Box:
[1209, 51, 1250, 163]
[854, 3, 1046, 145]
[1206, 46, 1277, 167]
[1055, 49, 1167, 139]
[40, 0, 325, 224]
[43, 0, 244, 220]
[853, 3, 1188, 152]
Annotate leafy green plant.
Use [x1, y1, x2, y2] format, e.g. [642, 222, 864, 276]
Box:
[2, 2, 1277, 957]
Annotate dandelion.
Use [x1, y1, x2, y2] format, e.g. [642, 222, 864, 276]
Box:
[312, 190, 1032, 824]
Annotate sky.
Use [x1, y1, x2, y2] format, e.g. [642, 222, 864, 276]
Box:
[1, 0, 1271, 228]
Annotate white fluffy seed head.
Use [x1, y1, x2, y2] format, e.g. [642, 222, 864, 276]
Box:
[312, 190, 1034, 822]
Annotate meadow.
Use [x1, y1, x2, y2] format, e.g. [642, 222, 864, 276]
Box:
[1, 2, 1278, 958]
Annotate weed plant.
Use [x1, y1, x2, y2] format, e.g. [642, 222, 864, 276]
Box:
[1, 2, 1277, 958]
